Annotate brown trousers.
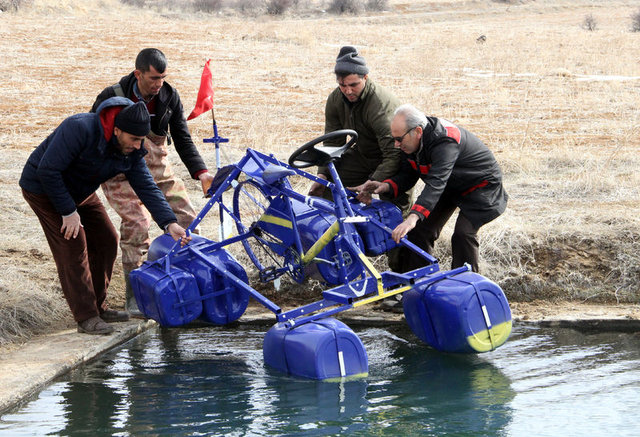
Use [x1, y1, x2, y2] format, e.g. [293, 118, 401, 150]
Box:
[22, 189, 118, 323]
[400, 196, 480, 273]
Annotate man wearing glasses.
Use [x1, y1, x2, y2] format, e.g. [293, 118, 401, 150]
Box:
[349, 104, 508, 273]
[308, 46, 412, 217]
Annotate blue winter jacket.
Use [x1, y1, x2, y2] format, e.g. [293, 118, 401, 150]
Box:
[19, 96, 177, 229]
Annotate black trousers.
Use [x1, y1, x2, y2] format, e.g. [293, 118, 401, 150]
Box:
[399, 196, 480, 273]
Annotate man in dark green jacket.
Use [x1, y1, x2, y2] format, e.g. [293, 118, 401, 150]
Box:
[308, 46, 412, 214]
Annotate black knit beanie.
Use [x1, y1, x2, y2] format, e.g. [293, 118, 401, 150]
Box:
[334, 46, 369, 76]
[115, 101, 151, 136]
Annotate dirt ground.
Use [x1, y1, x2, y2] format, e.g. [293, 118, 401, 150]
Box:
[1, 0, 640, 349]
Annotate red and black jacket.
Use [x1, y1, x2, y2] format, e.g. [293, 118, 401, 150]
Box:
[384, 117, 508, 228]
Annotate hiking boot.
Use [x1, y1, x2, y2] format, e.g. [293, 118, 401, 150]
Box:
[77, 316, 115, 335]
[124, 270, 145, 319]
[100, 309, 130, 323]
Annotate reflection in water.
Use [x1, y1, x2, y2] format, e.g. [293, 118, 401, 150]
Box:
[358, 329, 515, 435]
[1, 324, 639, 436]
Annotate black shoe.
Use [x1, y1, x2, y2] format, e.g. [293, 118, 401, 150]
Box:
[380, 295, 404, 314]
[100, 309, 130, 323]
[78, 316, 115, 335]
[128, 307, 146, 319]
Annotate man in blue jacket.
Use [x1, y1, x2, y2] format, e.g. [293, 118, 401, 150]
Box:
[20, 97, 190, 335]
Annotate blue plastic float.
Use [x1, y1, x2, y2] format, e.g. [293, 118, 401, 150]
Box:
[130, 129, 512, 379]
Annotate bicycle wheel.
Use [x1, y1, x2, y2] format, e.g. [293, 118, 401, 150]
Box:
[232, 179, 285, 273]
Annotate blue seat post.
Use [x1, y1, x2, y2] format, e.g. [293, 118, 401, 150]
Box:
[326, 161, 354, 218]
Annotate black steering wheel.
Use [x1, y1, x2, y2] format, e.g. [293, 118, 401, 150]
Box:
[288, 129, 358, 169]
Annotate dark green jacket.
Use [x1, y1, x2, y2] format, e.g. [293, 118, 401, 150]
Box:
[321, 79, 401, 182]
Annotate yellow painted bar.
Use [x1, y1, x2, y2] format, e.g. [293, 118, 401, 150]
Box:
[259, 214, 293, 229]
[352, 284, 413, 307]
[301, 221, 340, 264]
[356, 253, 383, 294]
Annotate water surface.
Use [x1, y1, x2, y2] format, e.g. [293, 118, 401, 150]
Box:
[1, 323, 639, 436]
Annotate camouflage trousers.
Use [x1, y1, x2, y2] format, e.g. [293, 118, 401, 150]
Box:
[102, 135, 197, 272]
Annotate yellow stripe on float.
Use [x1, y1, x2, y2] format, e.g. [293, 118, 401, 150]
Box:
[467, 320, 513, 352]
[259, 214, 293, 229]
[323, 372, 369, 382]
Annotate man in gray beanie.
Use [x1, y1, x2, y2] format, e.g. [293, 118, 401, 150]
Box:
[308, 45, 413, 289]
[309, 45, 411, 211]
[20, 97, 190, 335]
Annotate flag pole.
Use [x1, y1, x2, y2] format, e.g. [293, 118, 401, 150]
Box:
[188, 58, 229, 241]
[203, 107, 229, 240]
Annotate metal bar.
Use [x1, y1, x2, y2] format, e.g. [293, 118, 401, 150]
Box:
[279, 301, 354, 327]
[188, 246, 282, 314]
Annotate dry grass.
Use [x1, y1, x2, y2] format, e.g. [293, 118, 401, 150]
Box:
[1, 0, 639, 345]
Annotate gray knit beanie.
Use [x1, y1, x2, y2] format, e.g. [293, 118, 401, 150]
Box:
[334, 46, 369, 76]
[115, 101, 150, 136]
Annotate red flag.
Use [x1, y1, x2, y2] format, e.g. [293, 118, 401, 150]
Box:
[187, 59, 214, 120]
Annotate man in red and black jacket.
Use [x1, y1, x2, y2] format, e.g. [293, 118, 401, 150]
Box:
[349, 103, 508, 273]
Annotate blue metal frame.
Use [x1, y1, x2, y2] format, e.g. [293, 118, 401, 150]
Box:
[163, 147, 440, 326]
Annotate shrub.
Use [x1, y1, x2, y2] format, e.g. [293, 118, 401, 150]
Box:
[328, 0, 363, 14]
[632, 9, 640, 32]
[266, 0, 291, 15]
[582, 13, 597, 31]
[194, 0, 224, 12]
[365, 0, 387, 12]
[234, 0, 264, 14]
[0, 0, 31, 12]
[120, 0, 146, 7]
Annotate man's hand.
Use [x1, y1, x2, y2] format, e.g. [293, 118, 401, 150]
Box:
[199, 172, 215, 196]
[166, 223, 192, 247]
[391, 213, 420, 243]
[347, 180, 390, 205]
[61, 212, 82, 240]
[308, 174, 328, 197]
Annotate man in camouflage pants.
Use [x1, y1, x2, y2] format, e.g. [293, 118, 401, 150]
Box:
[92, 48, 213, 317]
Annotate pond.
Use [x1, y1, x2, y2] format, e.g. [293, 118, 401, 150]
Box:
[1, 323, 639, 436]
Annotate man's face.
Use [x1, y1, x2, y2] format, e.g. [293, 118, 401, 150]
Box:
[337, 74, 367, 103]
[134, 65, 167, 100]
[114, 127, 146, 155]
[391, 115, 421, 154]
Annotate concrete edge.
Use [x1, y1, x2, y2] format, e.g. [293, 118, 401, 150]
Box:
[0, 319, 156, 416]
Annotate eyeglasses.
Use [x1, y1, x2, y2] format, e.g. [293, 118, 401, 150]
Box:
[392, 127, 414, 143]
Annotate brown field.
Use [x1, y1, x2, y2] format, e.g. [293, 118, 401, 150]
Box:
[1, 0, 639, 345]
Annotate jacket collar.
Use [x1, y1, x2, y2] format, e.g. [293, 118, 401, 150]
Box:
[95, 96, 135, 150]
